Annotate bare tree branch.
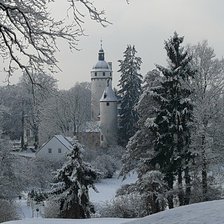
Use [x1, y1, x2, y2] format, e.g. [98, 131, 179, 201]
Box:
[0, 0, 110, 83]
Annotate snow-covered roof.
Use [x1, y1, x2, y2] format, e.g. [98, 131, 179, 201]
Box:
[92, 47, 112, 71]
[79, 121, 100, 132]
[11, 151, 36, 158]
[93, 61, 111, 70]
[54, 135, 73, 150]
[100, 84, 117, 102]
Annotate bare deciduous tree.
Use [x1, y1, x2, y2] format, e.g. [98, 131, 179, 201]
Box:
[0, 1, 108, 82]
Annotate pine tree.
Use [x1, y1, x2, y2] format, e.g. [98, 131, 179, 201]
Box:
[118, 45, 142, 146]
[149, 32, 195, 208]
[121, 69, 161, 176]
[50, 142, 98, 218]
[120, 70, 168, 214]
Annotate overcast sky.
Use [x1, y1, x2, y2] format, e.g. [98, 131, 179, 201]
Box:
[3, 0, 224, 89]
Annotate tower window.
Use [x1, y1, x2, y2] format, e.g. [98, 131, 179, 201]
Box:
[48, 148, 52, 153]
[95, 72, 97, 76]
[110, 72, 112, 76]
[103, 72, 105, 76]
[58, 148, 62, 153]
[106, 102, 110, 106]
[101, 135, 104, 141]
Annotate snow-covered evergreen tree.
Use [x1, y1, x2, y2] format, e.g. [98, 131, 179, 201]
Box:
[49, 141, 98, 218]
[120, 70, 167, 215]
[150, 32, 195, 208]
[118, 45, 143, 146]
[121, 69, 161, 176]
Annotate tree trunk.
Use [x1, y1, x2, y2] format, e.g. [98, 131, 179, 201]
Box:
[184, 166, 191, 205]
[201, 134, 208, 201]
[33, 124, 39, 150]
[178, 168, 184, 206]
[21, 107, 25, 150]
[167, 174, 174, 209]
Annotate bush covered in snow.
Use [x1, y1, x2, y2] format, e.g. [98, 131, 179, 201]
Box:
[84, 145, 124, 179]
[0, 199, 19, 223]
[190, 175, 223, 203]
[44, 200, 61, 218]
[98, 193, 147, 218]
[91, 154, 117, 178]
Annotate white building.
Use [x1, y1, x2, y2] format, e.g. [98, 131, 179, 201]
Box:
[91, 45, 118, 147]
[36, 135, 73, 162]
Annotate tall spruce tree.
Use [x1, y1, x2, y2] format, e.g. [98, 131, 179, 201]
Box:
[120, 70, 168, 214]
[49, 141, 98, 218]
[118, 45, 142, 146]
[150, 32, 195, 208]
[121, 69, 161, 176]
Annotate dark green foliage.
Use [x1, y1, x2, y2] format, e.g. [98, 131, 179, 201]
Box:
[120, 69, 161, 177]
[49, 143, 98, 218]
[118, 45, 142, 146]
[149, 32, 195, 207]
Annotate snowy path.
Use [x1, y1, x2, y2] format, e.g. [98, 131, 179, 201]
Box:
[90, 173, 137, 204]
[16, 198, 45, 219]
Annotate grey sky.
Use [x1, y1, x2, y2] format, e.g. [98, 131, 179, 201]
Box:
[2, 0, 224, 89]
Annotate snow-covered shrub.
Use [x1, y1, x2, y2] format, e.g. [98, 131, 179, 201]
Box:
[92, 154, 117, 178]
[136, 170, 167, 213]
[44, 200, 60, 218]
[0, 139, 22, 199]
[0, 199, 19, 223]
[190, 175, 222, 203]
[98, 193, 147, 218]
[28, 189, 48, 203]
[83, 145, 124, 179]
[115, 170, 167, 216]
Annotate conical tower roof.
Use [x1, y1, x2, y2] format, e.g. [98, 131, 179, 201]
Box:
[100, 80, 117, 102]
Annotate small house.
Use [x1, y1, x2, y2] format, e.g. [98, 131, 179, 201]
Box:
[36, 135, 73, 162]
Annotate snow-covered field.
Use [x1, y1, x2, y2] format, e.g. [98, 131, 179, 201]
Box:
[4, 199, 224, 224]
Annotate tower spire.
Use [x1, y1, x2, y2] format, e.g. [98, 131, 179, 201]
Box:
[98, 40, 104, 61]
[100, 39, 103, 50]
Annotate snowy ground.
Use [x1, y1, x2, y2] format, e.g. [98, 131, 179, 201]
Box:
[90, 172, 137, 204]
[9, 173, 137, 221]
[4, 199, 224, 224]
[4, 173, 224, 224]
[3, 218, 133, 224]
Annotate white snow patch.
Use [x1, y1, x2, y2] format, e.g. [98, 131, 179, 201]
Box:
[3, 218, 133, 224]
[90, 173, 137, 204]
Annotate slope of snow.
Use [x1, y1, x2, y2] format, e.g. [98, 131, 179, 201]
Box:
[3, 218, 133, 224]
[125, 199, 224, 224]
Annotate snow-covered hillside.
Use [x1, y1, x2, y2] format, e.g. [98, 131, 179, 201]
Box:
[3, 199, 224, 224]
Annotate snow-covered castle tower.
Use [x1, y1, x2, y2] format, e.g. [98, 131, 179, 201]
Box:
[91, 45, 113, 121]
[91, 45, 117, 147]
[100, 80, 118, 147]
